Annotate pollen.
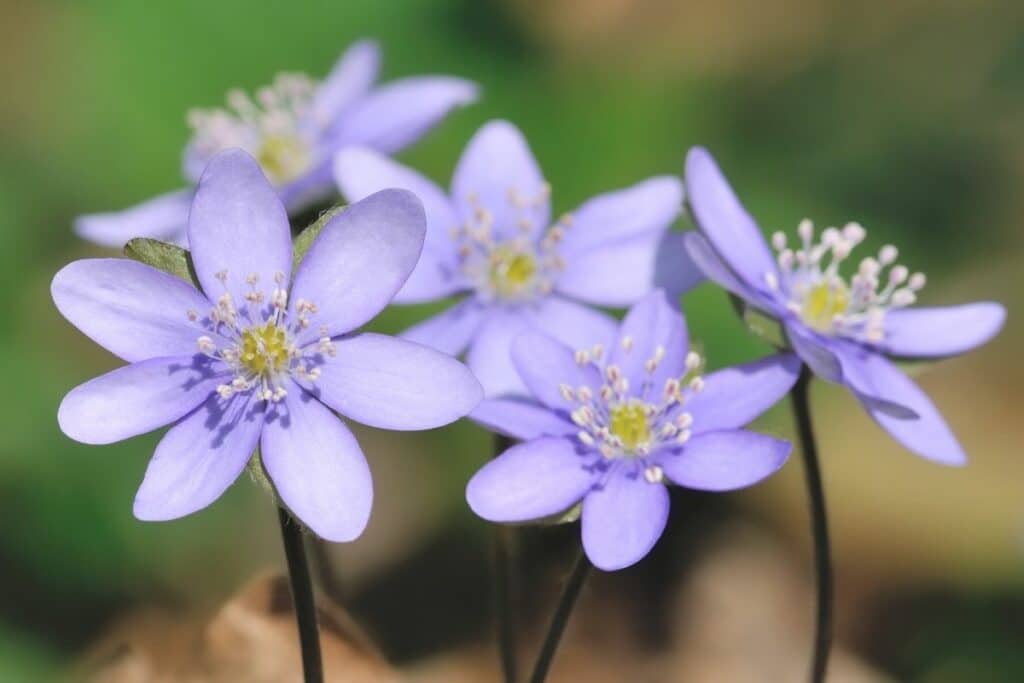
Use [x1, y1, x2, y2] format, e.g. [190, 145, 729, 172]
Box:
[609, 401, 652, 453]
[239, 322, 290, 376]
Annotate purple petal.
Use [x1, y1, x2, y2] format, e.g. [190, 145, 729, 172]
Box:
[683, 353, 801, 433]
[52, 258, 215, 362]
[58, 356, 225, 445]
[333, 146, 462, 303]
[74, 189, 192, 248]
[290, 189, 426, 343]
[401, 298, 487, 356]
[261, 389, 373, 542]
[581, 467, 669, 571]
[608, 290, 688, 396]
[451, 120, 550, 240]
[836, 350, 966, 465]
[308, 332, 482, 430]
[557, 230, 701, 306]
[511, 329, 604, 410]
[785, 322, 844, 384]
[467, 309, 531, 397]
[558, 176, 682, 256]
[312, 40, 380, 129]
[684, 147, 778, 294]
[471, 397, 577, 440]
[133, 394, 264, 521]
[525, 295, 618, 352]
[658, 429, 790, 491]
[187, 149, 293, 305]
[466, 437, 594, 522]
[683, 231, 778, 312]
[335, 76, 478, 154]
[878, 303, 1006, 359]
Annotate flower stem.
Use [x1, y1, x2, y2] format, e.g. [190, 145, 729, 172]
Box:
[528, 547, 591, 683]
[493, 434, 519, 683]
[790, 369, 833, 683]
[277, 506, 324, 683]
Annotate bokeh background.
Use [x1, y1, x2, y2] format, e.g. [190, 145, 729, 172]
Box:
[2, 0, 1022, 680]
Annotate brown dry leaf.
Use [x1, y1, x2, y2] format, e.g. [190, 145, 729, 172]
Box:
[78, 573, 398, 683]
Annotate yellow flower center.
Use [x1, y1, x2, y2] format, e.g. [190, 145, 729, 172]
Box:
[800, 281, 850, 333]
[489, 246, 537, 298]
[257, 134, 311, 185]
[239, 323, 290, 376]
[609, 401, 651, 452]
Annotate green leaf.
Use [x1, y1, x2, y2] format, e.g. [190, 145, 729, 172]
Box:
[124, 238, 200, 288]
[292, 205, 345, 271]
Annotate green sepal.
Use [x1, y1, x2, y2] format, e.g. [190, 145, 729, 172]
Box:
[124, 238, 201, 288]
[292, 205, 345, 271]
[728, 293, 789, 351]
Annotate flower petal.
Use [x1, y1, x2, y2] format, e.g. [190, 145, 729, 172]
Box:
[608, 289, 688, 396]
[658, 429, 790, 491]
[291, 189, 426, 343]
[466, 309, 531, 397]
[451, 120, 550, 240]
[187, 149, 293, 305]
[51, 258, 215, 362]
[684, 147, 778, 293]
[74, 189, 192, 248]
[581, 468, 669, 571]
[133, 394, 264, 521]
[878, 303, 1006, 359]
[466, 437, 594, 522]
[401, 298, 487, 356]
[557, 230, 702, 306]
[333, 146, 462, 303]
[511, 329, 604, 410]
[335, 76, 478, 154]
[308, 333, 482, 431]
[525, 295, 618, 352]
[471, 398, 577, 440]
[261, 389, 373, 541]
[836, 350, 966, 465]
[312, 40, 380, 128]
[59, 356, 226, 445]
[683, 231, 777, 311]
[785, 322, 844, 384]
[557, 176, 682, 256]
[683, 353, 801, 433]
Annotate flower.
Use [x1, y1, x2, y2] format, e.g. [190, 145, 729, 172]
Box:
[333, 120, 704, 396]
[465, 290, 797, 570]
[75, 39, 478, 248]
[54, 149, 483, 541]
[682, 147, 1006, 465]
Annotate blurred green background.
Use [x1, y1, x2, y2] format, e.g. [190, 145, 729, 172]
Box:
[2, 0, 1022, 679]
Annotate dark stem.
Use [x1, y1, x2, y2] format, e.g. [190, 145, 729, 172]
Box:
[790, 369, 833, 683]
[493, 434, 519, 683]
[277, 506, 324, 683]
[528, 548, 591, 683]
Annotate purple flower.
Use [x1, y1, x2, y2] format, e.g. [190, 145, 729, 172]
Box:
[75, 40, 478, 248]
[682, 147, 1006, 465]
[333, 120, 703, 396]
[465, 290, 797, 570]
[54, 149, 483, 541]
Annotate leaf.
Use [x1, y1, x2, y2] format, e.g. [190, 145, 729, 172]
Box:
[292, 205, 345, 271]
[124, 238, 200, 289]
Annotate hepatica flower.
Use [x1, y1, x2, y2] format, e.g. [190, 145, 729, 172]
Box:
[466, 290, 797, 570]
[53, 149, 482, 540]
[76, 39, 477, 248]
[683, 147, 1006, 465]
[334, 120, 702, 395]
